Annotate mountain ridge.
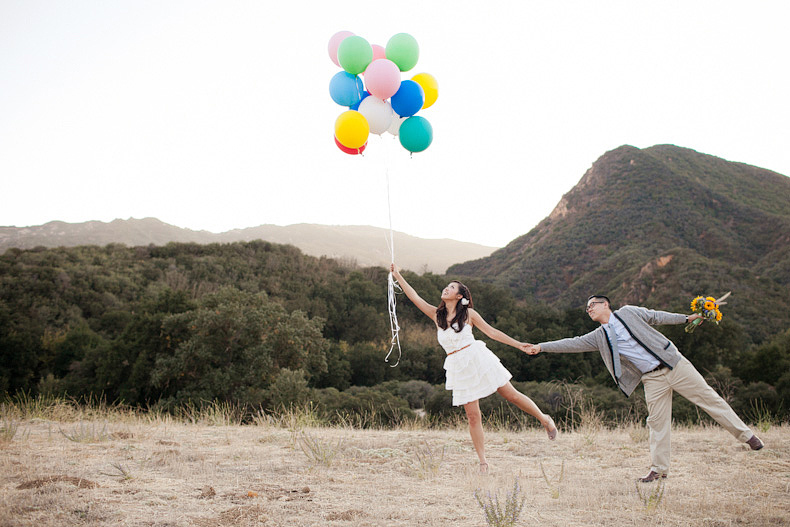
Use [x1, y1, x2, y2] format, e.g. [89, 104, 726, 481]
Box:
[449, 144, 790, 342]
[0, 219, 497, 275]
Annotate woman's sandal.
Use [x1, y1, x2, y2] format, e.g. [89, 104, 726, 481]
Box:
[544, 416, 557, 440]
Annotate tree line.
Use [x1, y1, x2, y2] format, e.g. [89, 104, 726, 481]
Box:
[1, 241, 787, 425]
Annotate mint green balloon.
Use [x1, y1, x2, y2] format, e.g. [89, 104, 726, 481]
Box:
[386, 33, 419, 72]
[399, 116, 432, 153]
[337, 36, 373, 75]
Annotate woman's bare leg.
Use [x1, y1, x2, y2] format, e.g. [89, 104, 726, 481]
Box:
[497, 382, 557, 439]
[463, 400, 488, 471]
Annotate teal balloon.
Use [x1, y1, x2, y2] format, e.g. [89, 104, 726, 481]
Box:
[386, 33, 419, 72]
[338, 35, 373, 75]
[399, 116, 432, 153]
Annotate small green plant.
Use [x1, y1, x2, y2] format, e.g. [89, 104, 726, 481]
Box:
[748, 399, 779, 434]
[635, 478, 665, 512]
[297, 430, 342, 467]
[404, 441, 445, 479]
[100, 462, 133, 481]
[0, 419, 19, 443]
[1, 405, 27, 443]
[474, 478, 526, 527]
[59, 421, 109, 443]
[539, 458, 565, 499]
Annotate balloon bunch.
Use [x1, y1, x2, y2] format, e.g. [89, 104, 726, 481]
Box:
[328, 31, 438, 155]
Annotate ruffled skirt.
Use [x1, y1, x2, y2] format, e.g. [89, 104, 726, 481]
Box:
[443, 340, 512, 406]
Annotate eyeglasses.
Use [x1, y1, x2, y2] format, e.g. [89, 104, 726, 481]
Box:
[586, 301, 605, 311]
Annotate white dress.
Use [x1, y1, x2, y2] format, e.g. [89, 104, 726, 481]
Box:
[438, 323, 513, 406]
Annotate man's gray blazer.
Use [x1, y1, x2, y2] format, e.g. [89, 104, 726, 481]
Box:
[539, 305, 687, 396]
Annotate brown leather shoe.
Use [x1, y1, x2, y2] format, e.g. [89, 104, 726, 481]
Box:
[746, 435, 764, 450]
[638, 470, 667, 483]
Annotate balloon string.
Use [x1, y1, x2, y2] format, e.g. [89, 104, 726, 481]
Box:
[383, 150, 402, 367]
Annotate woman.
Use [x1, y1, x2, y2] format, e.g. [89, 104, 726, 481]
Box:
[391, 264, 557, 473]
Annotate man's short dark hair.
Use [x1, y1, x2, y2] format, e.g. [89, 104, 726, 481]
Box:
[587, 295, 611, 305]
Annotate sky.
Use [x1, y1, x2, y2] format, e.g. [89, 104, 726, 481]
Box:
[1, 1, 788, 248]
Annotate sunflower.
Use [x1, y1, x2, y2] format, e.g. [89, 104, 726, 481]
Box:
[691, 296, 703, 310]
[715, 309, 722, 321]
[704, 300, 716, 311]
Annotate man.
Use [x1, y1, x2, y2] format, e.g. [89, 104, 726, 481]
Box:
[526, 295, 763, 482]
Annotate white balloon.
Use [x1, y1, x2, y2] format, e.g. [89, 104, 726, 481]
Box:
[358, 97, 393, 135]
[387, 115, 406, 136]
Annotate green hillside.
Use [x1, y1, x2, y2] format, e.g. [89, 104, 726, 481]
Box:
[0, 242, 589, 402]
[449, 145, 790, 343]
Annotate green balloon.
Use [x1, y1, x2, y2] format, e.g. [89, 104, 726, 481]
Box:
[386, 33, 419, 72]
[337, 36, 373, 75]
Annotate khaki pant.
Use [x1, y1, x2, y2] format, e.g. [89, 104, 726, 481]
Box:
[641, 356, 753, 474]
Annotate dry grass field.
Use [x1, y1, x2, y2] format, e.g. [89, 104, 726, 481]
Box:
[1, 403, 788, 527]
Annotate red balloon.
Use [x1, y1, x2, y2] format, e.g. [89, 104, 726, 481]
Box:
[335, 136, 366, 155]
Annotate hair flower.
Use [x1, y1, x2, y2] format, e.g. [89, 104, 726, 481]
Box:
[461, 298, 470, 306]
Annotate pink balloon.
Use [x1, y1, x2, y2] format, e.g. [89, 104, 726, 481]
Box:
[328, 31, 354, 67]
[359, 45, 387, 78]
[371, 44, 386, 62]
[364, 59, 401, 100]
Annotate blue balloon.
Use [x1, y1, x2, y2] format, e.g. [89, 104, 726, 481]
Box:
[399, 116, 432, 153]
[350, 90, 370, 111]
[390, 80, 424, 117]
[329, 71, 365, 107]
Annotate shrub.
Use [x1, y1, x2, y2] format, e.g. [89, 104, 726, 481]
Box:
[312, 385, 414, 427]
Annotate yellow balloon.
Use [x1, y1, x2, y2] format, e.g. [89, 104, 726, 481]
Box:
[411, 72, 438, 109]
[335, 110, 369, 149]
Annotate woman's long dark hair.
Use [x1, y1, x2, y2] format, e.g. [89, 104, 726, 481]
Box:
[436, 280, 474, 332]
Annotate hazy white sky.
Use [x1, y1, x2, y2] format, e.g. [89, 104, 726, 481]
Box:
[1, 1, 788, 247]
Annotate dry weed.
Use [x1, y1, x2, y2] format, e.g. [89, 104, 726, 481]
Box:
[626, 421, 650, 443]
[539, 458, 565, 499]
[635, 477, 666, 512]
[58, 421, 109, 443]
[1, 406, 26, 444]
[98, 462, 133, 481]
[403, 440, 446, 479]
[296, 429, 344, 467]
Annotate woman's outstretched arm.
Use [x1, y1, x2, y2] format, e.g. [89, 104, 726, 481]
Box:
[390, 264, 437, 323]
[468, 309, 527, 351]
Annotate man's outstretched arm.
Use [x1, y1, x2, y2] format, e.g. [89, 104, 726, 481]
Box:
[525, 330, 600, 355]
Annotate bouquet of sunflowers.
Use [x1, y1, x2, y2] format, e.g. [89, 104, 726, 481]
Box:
[685, 292, 730, 333]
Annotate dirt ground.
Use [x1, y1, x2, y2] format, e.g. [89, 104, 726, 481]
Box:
[1, 418, 788, 526]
